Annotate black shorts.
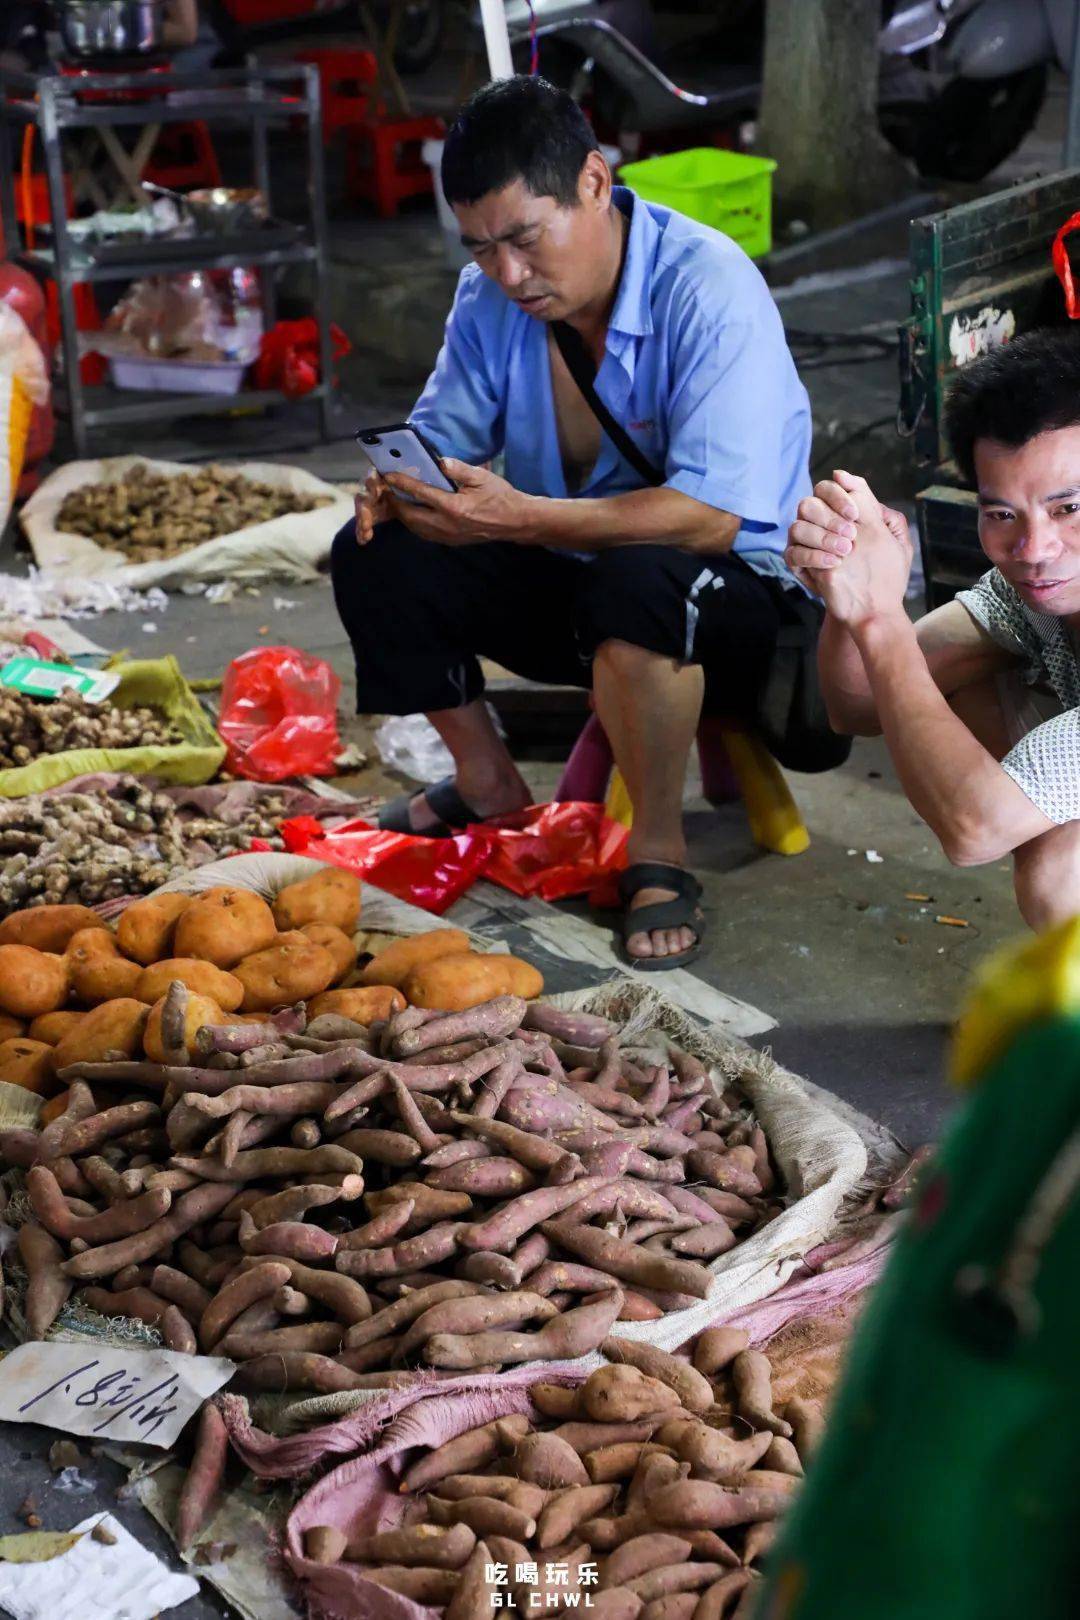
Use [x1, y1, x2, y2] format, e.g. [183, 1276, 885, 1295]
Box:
[331, 518, 797, 719]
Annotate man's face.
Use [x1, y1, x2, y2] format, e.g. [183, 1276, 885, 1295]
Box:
[975, 427, 1080, 620]
[453, 160, 612, 322]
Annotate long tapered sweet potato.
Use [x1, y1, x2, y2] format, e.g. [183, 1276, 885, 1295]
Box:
[62, 1181, 238, 1279]
[402, 1414, 531, 1493]
[396, 1290, 558, 1358]
[19, 1221, 72, 1338]
[601, 1534, 693, 1590]
[649, 1477, 797, 1531]
[540, 1221, 712, 1301]
[427, 1495, 537, 1542]
[345, 1280, 483, 1351]
[345, 1522, 476, 1569]
[461, 1176, 616, 1255]
[199, 1261, 292, 1350]
[731, 1350, 792, 1437]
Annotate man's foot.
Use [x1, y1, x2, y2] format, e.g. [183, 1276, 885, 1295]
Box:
[379, 773, 532, 838]
[619, 862, 705, 970]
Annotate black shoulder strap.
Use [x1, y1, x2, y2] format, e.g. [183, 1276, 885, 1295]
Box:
[551, 321, 665, 488]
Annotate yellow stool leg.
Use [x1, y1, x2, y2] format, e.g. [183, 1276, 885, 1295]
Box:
[721, 728, 810, 856]
[604, 766, 634, 830]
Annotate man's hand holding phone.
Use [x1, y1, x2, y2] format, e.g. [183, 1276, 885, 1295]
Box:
[354, 470, 393, 545]
[354, 455, 533, 547]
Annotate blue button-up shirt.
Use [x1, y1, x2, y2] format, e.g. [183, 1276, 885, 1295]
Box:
[413, 186, 811, 581]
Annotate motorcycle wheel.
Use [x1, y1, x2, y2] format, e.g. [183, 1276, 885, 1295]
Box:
[882, 64, 1047, 184]
[393, 0, 444, 74]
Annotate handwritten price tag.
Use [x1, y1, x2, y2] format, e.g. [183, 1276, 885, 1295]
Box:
[0, 1342, 233, 1448]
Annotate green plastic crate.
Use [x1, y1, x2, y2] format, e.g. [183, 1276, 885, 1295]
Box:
[619, 147, 777, 259]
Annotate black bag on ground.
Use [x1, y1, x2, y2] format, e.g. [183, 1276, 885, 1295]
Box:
[754, 588, 852, 774]
[551, 320, 852, 776]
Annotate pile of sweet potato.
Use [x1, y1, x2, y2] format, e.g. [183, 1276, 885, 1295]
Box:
[295, 1333, 822, 1620]
[1, 960, 781, 1385]
[0, 896, 546, 1097]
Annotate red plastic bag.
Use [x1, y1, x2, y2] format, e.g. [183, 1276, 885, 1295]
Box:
[280, 801, 627, 914]
[281, 815, 497, 915]
[254, 319, 351, 398]
[482, 802, 628, 903]
[219, 646, 341, 781]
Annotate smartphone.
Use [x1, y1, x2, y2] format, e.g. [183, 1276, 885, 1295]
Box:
[356, 421, 458, 499]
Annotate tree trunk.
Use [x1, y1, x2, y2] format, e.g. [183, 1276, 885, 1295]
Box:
[758, 0, 911, 232]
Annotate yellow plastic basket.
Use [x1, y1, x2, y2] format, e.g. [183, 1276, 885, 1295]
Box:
[619, 147, 777, 259]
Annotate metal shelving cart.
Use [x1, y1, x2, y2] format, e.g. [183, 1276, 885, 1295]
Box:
[0, 62, 334, 457]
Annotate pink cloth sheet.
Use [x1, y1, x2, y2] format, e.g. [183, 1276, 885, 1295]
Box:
[218, 1250, 888, 1620]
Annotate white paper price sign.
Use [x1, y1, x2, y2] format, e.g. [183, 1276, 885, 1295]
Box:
[0, 1342, 234, 1447]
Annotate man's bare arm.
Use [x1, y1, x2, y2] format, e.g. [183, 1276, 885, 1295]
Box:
[383, 460, 740, 555]
[819, 599, 1018, 736]
[851, 610, 1053, 864]
[518, 485, 739, 555]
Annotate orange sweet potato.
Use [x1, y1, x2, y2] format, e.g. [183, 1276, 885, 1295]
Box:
[0, 1038, 54, 1094]
[404, 953, 543, 1011]
[135, 958, 244, 1012]
[300, 923, 357, 982]
[173, 887, 277, 970]
[144, 993, 226, 1063]
[272, 868, 361, 933]
[0, 946, 71, 1019]
[233, 939, 337, 1013]
[65, 928, 120, 964]
[28, 1011, 85, 1047]
[359, 929, 473, 991]
[53, 999, 150, 1069]
[307, 986, 406, 1024]
[116, 892, 193, 965]
[71, 953, 145, 1006]
[0, 905, 106, 954]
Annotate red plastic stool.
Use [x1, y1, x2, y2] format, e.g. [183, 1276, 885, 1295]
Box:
[344, 113, 443, 218]
[295, 48, 378, 137]
[143, 121, 221, 190]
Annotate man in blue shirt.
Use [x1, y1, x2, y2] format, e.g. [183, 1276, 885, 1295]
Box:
[333, 75, 813, 970]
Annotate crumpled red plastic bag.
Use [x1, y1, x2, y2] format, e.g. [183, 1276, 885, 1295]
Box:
[219, 646, 341, 782]
[281, 815, 496, 915]
[280, 801, 627, 914]
[253, 318, 351, 398]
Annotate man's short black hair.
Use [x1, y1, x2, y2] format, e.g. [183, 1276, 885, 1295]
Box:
[945, 325, 1080, 485]
[441, 75, 595, 209]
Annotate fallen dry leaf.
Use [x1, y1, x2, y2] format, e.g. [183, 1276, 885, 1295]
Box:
[0, 1530, 83, 1563]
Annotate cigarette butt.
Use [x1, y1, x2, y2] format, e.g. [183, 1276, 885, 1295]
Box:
[905, 892, 932, 902]
[935, 915, 969, 928]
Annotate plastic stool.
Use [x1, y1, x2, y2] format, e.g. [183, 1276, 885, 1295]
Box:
[344, 114, 444, 218]
[296, 48, 378, 137]
[143, 121, 221, 190]
[554, 711, 810, 857]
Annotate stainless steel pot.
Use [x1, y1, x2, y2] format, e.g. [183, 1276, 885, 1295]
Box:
[54, 0, 168, 59]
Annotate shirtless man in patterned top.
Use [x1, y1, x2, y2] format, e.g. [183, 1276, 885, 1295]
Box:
[786, 327, 1080, 931]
